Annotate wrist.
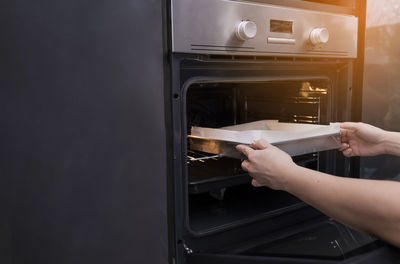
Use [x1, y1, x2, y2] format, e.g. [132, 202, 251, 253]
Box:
[382, 131, 400, 156]
[281, 163, 301, 192]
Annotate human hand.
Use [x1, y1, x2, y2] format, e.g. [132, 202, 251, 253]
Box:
[236, 139, 298, 191]
[339, 122, 387, 157]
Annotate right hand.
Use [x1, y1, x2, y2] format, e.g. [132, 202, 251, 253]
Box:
[236, 139, 297, 191]
[339, 122, 387, 157]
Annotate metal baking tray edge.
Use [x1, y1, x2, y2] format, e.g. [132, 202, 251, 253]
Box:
[188, 133, 341, 159]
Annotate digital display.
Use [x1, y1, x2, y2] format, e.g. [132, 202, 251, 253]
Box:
[270, 19, 293, 34]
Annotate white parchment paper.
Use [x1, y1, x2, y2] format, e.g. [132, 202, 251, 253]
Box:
[190, 120, 340, 144]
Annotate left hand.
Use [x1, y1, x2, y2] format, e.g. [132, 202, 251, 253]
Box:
[236, 139, 297, 191]
[338, 122, 387, 157]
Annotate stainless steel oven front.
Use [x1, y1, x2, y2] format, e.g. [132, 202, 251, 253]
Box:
[168, 1, 382, 264]
[171, 0, 358, 58]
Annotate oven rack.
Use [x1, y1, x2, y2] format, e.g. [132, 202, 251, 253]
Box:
[187, 150, 318, 195]
[187, 150, 222, 163]
[241, 96, 322, 124]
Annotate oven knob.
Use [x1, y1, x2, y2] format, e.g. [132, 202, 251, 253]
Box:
[236, 21, 257, 41]
[310, 28, 329, 45]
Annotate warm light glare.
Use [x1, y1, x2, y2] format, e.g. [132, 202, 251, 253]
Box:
[366, 0, 400, 28]
[363, 0, 400, 131]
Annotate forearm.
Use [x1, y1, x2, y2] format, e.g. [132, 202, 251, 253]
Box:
[383, 131, 400, 156]
[284, 165, 400, 247]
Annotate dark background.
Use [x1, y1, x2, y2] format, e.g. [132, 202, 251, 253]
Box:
[0, 1, 168, 263]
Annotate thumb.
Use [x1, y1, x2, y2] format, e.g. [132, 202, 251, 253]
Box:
[251, 139, 270, 150]
[340, 128, 350, 142]
[252, 179, 262, 187]
[340, 122, 358, 130]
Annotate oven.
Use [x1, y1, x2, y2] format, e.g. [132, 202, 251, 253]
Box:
[168, 0, 397, 263]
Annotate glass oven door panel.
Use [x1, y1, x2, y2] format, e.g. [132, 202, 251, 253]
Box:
[187, 80, 331, 129]
[186, 79, 333, 235]
[239, 221, 375, 259]
[186, 220, 380, 264]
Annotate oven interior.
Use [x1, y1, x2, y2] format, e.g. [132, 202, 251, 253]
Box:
[186, 79, 332, 234]
[178, 73, 378, 261]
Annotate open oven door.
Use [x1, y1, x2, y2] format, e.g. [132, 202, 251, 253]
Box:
[182, 205, 399, 264]
[187, 230, 399, 264]
[182, 205, 399, 263]
[187, 246, 400, 264]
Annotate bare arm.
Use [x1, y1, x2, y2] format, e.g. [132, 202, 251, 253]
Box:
[382, 131, 400, 156]
[285, 165, 400, 247]
[236, 121, 400, 248]
[339, 122, 400, 157]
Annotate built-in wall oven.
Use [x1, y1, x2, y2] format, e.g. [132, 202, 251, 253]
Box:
[169, 0, 399, 263]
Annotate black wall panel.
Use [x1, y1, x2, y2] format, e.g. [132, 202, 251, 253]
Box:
[0, 1, 168, 263]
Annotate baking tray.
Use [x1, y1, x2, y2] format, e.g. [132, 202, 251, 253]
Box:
[188, 120, 341, 159]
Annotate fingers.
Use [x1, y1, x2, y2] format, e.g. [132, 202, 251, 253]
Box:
[338, 142, 350, 151]
[340, 128, 349, 142]
[343, 148, 353, 157]
[338, 139, 354, 157]
[251, 179, 262, 187]
[251, 139, 270, 150]
[241, 160, 250, 171]
[338, 140, 353, 157]
[236, 144, 254, 157]
[241, 161, 260, 187]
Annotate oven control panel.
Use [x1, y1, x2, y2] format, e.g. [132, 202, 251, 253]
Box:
[171, 0, 358, 58]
